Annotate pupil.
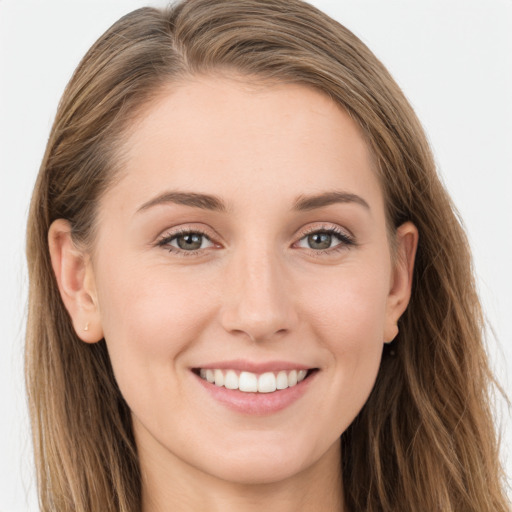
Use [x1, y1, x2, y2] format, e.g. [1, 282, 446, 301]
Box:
[178, 233, 202, 250]
[308, 232, 331, 250]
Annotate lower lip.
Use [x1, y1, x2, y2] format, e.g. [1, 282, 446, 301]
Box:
[194, 371, 317, 415]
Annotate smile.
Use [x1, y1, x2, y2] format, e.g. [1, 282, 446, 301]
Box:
[192, 363, 318, 415]
[197, 368, 308, 393]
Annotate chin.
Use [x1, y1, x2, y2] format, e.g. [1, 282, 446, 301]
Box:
[187, 433, 340, 486]
[201, 452, 314, 486]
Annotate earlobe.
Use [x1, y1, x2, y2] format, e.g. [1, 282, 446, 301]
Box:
[384, 221, 418, 343]
[48, 219, 103, 343]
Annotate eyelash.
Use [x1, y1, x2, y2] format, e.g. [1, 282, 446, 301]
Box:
[156, 228, 216, 257]
[296, 225, 356, 256]
[156, 225, 356, 257]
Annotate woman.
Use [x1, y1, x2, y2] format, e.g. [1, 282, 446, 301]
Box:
[25, 0, 510, 510]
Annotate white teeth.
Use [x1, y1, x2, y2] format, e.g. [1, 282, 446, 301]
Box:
[276, 371, 289, 390]
[239, 371, 258, 392]
[198, 368, 310, 393]
[224, 370, 239, 390]
[258, 372, 276, 393]
[214, 369, 224, 387]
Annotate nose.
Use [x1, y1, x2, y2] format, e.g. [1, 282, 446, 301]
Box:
[219, 245, 298, 343]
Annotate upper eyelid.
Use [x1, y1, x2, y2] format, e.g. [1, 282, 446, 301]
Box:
[162, 230, 213, 242]
[295, 223, 354, 239]
[156, 225, 218, 244]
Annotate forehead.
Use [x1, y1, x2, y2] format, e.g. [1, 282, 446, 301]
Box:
[104, 76, 383, 215]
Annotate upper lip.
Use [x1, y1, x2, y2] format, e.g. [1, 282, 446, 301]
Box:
[192, 359, 313, 373]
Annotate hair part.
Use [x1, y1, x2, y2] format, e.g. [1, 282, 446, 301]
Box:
[26, 1, 510, 511]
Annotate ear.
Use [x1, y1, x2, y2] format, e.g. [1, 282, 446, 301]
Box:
[48, 219, 104, 343]
[384, 221, 418, 343]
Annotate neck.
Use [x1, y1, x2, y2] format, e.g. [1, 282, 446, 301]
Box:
[139, 437, 344, 512]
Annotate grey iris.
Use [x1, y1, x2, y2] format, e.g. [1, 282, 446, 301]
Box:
[178, 233, 203, 250]
[308, 232, 332, 250]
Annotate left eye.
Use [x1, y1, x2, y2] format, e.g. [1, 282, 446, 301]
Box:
[164, 232, 214, 251]
[296, 230, 348, 250]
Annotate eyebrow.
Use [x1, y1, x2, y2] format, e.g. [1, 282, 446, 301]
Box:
[137, 191, 227, 213]
[136, 189, 370, 214]
[292, 191, 370, 211]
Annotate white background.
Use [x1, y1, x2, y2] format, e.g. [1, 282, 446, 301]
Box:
[1, 0, 511, 510]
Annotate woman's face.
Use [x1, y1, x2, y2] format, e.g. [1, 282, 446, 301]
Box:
[68, 77, 416, 485]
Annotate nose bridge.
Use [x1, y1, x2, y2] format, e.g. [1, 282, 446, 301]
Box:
[220, 239, 296, 342]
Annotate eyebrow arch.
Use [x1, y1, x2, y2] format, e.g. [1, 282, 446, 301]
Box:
[292, 191, 370, 211]
[136, 189, 369, 214]
[137, 191, 227, 213]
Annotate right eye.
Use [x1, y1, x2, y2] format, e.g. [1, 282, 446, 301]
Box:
[158, 230, 215, 255]
[297, 231, 342, 250]
[294, 226, 355, 254]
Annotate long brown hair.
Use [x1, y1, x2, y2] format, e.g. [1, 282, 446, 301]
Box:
[25, 1, 510, 510]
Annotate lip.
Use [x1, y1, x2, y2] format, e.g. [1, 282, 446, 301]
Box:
[193, 359, 311, 373]
[191, 361, 318, 416]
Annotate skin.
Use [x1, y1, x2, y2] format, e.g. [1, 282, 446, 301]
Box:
[49, 76, 418, 512]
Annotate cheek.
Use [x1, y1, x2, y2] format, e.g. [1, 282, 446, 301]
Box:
[302, 265, 389, 422]
[94, 262, 215, 398]
[98, 260, 211, 340]
[306, 264, 390, 347]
